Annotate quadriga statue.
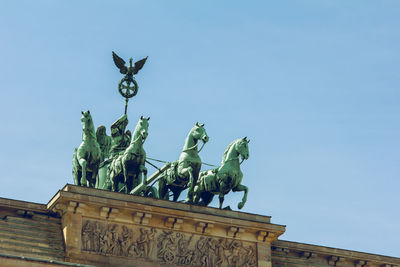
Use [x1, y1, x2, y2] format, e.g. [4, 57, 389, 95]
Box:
[158, 123, 209, 203]
[193, 137, 250, 209]
[107, 116, 150, 194]
[72, 111, 102, 187]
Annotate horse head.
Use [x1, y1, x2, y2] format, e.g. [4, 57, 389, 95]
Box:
[81, 110, 95, 135]
[133, 116, 150, 143]
[192, 122, 209, 144]
[236, 137, 250, 160]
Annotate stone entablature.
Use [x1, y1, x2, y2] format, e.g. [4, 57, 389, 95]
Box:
[48, 184, 286, 266]
[271, 240, 400, 267]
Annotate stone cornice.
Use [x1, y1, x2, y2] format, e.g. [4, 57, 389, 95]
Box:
[0, 197, 47, 213]
[47, 184, 286, 243]
[272, 240, 400, 266]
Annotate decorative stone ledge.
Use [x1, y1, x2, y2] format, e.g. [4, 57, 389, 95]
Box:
[272, 240, 400, 267]
[45, 184, 286, 267]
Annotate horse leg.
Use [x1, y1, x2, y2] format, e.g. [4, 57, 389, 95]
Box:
[110, 172, 116, 192]
[139, 165, 148, 196]
[232, 184, 248, 210]
[148, 186, 159, 198]
[140, 165, 147, 185]
[202, 192, 214, 207]
[172, 187, 182, 202]
[218, 194, 225, 209]
[94, 168, 99, 189]
[158, 177, 168, 200]
[72, 166, 79, 186]
[193, 184, 200, 204]
[79, 158, 88, 187]
[122, 162, 129, 194]
[184, 167, 194, 203]
[87, 169, 96, 188]
[109, 168, 116, 192]
[72, 149, 79, 185]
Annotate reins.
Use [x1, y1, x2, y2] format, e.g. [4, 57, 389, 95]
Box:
[223, 157, 245, 165]
[182, 141, 206, 153]
[129, 133, 146, 146]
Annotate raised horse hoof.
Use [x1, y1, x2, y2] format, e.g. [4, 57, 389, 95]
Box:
[238, 202, 245, 209]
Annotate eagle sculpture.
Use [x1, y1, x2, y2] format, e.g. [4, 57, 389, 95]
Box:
[112, 51, 148, 84]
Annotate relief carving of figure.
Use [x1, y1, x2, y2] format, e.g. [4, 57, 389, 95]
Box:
[157, 230, 177, 264]
[82, 220, 256, 266]
[137, 228, 156, 258]
[82, 221, 93, 251]
[120, 225, 134, 256]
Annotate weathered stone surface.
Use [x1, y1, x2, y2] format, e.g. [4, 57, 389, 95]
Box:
[0, 198, 64, 262]
[81, 219, 256, 266]
[48, 184, 285, 266]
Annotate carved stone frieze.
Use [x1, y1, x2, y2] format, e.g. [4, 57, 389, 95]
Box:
[82, 219, 257, 266]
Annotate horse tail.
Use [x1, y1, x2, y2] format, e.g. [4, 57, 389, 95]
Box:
[72, 148, 80, 185]
[72, 148, 79, 168]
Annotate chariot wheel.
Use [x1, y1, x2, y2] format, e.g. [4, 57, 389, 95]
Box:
[163, 250, 175, 264]
[118, 79, 138, 98]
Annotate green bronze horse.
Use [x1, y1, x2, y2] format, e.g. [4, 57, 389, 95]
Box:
[72, 111, 102, 187]
[193, 137, 250, 209]
[158, 123, 209, 203]
[107, 116, 149, 194]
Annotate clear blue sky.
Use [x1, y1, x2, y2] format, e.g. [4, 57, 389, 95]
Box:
[0, 0, 399, 257]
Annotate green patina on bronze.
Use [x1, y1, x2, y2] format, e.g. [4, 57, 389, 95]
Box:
[107, 116, 152, 195]
[193, 137, 250, 210]
[112, 51, 148, 114]
[72, 52, 250, 209]
[73, 111, 102, 188]
[157, 123, 209, 203]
